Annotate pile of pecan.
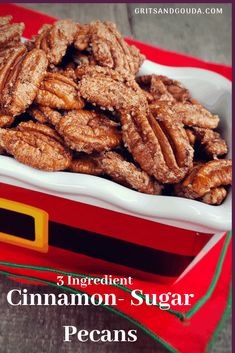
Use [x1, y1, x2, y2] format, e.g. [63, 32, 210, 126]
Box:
[0, 16, 232, 205]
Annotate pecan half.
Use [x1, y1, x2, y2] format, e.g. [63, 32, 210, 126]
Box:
[0, 16, 25, 48]
[201, 187, 227, 205]
[17, 121, 64, 144]
[137, 75, 190, 103]
[28, 105, 62, 126]
[97, 151, 162, 194]
[174, 160, 232, 199]
[121, 103, 194, 183]
[193, 127, 228, 158]
[75, 21, 144, 74]
[0, 45, 48, 116]
[56, 110, 122, 153]
[172, 101, 220, 129]
[69, 155, 103, 175]
[33, 19, 78, 65]
[0, 123, 72, 171]
[35, 72, 84, 110]
[76, 65, 147, 112]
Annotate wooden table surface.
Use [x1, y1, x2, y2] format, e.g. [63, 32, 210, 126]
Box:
[0, 3, 232, 353]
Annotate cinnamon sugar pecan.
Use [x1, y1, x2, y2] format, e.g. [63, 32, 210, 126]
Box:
[121, 103, 194, 183]
[201, 187, 227, 205]
[69, 155, 103, 175]
[0, 124, 72, 171]
[33, 19, 78, 65]
[55, 110, 122, 153]
[0, 45, 48, 116]
[137, 75, 190, 103]
[74, 24, 90, 50]
[28, 105, 50, 124]
[77, 65, 147, 112]
[17, 121, 64, 144]
[172, 101, 220, 129]
[97, 151, 162, 194]
[28, 105, 62, 126]
[193, 127, 228, 158]
[174, 160, 232, 199]
[35, 72, 84, 110]
[0, 16, 24, 48]
[75, 21, 144, 74]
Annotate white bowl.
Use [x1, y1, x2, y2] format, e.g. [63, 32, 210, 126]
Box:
[0, 60, 232, 234]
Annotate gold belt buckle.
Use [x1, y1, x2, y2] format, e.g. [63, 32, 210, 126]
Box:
[0, 198, 49, 253]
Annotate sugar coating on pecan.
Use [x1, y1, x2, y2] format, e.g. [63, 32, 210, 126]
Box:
[0, 114, 14, 128]
[69, 155, 103, 175]
[17, 121, 64, 144]
[0, 125, 72, 171]
[193, 127, 228, 158]
[172, 101, 220, 129]
[121, 103, 194, 183]
[201, 187, 227, 205]
[97, 151, 162, 194]
[137, 75, 190, 103]
[74, 24, 90, 50]
[174, 159, 232, 199]
[75, 21, 144, 74]
[77, 65, 147, 112]
[28, 105, 50, 124]
[0, 44, 26, 87]
[0, 45, 48, 116]
[35, 72, 84, 110]
[0, 16, 25, 48]
[33, 19, 78, 65]
[28, 105, 62, 126]
[56, 110, 122, 153]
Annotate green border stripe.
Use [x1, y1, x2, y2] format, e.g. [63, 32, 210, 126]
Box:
[0, 230, 231, 321]
[0, 268, 179, 353]
[185, 231, 231, 318]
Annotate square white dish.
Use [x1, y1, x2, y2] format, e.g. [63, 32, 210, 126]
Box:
[0, 59, 232, 234]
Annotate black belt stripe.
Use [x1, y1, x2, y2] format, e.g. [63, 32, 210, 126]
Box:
[0, 208, 193, 276]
